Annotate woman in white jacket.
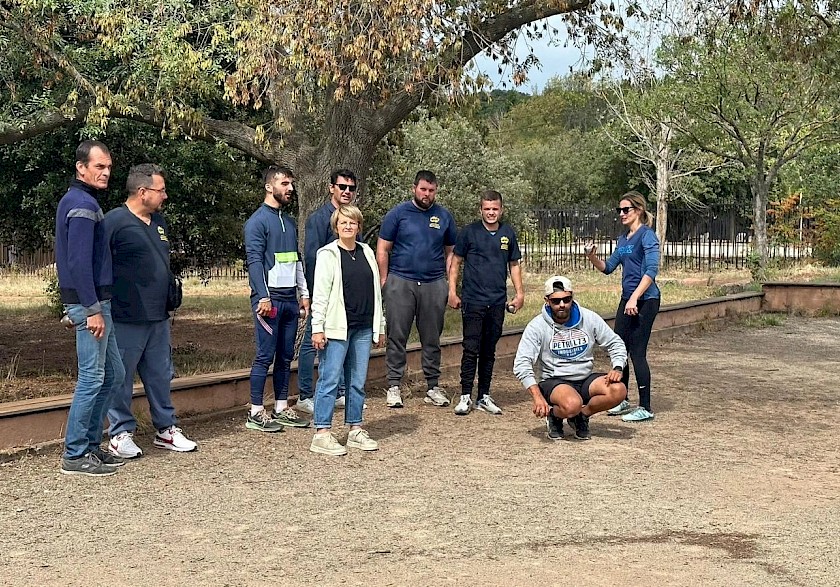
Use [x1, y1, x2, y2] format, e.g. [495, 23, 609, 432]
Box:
[310, 205, 386, 456]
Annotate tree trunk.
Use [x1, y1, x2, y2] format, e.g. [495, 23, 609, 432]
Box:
[750, 172, 770, 280]
[654, 122, 671, 265]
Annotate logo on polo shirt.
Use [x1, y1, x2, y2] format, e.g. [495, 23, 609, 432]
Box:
[429, 215, 441, 230]
[158, 226, 169, 242]
[500, 236, 509, 250]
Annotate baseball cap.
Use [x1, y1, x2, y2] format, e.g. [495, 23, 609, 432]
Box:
[544, 275, 573, 296]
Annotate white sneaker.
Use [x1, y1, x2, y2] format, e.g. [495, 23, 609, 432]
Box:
[454, 394, 472, 415]
[335, 395, 346, 409]
[476, 395, 503, 415]
[296, 397, 315, 414]
[310, 432, 347, 456]
[109, 432, 143, 459]
[346, 429, 379, 451]
[153, 426, 198, 452]
[424, 386, 450, 407]
[386, 385, 403, 408]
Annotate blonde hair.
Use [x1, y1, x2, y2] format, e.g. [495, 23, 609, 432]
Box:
[620, 191, 654, 227]
[330, 204, 364, 236]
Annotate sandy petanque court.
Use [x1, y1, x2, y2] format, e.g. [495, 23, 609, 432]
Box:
[1, 317, 839, 586]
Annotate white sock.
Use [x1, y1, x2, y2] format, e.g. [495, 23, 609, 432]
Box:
[250, 405, 263, 416]
[275, 400, 289, 411]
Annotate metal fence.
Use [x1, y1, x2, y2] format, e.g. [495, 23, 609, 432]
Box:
[520, 205, 815, 272]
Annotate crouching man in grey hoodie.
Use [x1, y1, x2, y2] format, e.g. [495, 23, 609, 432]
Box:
[513, 275, 628, 441]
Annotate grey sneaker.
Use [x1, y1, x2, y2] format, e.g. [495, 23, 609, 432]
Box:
[310, 432, 347, 456]
[607, 399, 632, 416]
[271, 407, 311, 428]
[476, 395, 502, 415]
[61, 452, 118, 477]
[245, 409, 285, 433]
[296, 397, 315, 414]
[386, 385, 403, 408]
[424, 386, 450, 407]
[90, 447, 126, 467]
[454, 394, 472, 415]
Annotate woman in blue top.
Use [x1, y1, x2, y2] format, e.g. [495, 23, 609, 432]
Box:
[586, 191, 660, 422]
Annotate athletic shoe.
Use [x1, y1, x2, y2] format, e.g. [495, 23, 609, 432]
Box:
[335, 395, 345, 409]
[154, 426, 198, 452]
[621, 406, 655, 422]
[454, 394, 472, 415]
[570, 414, 591, 440]
[271, 408, 311, 428]
[346, 428, 379, 451]
[309, 432, 347, 456]
[296, 397, 315, 414]
[386, 386, 403, 408]
[546, 413, 564, 440]
[60, 452, 118, 477]
[245, 409, 285, 433]
[90, 447, 125, 467]
[109, 431, 143, 459]
[607, 399, 632, 416]
[424, 386, 450, 407]
[476, 395, 503, 415]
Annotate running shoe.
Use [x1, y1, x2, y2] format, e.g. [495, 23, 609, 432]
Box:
[296, 397, 315, 414]
[607, 399, 632, 416]
[621, 406, 655, 422]
[386, 385, 403, 408]
[454, 394, 472, 415]
[476, 395, 503, 415]
[570, 414, 591, 440]
[271, 407, 311, 428]
[246, 409, 285, 433]
[335, 395, 346, 409]
[546, 413, 564, 440]
[60, 452, 117, 477]
[109, 431, 143, 459]
[154, 426, 198, 452]
[90, 447, 126, 467]
[424, 386, 450, 407]
[346, 429, 379, 451]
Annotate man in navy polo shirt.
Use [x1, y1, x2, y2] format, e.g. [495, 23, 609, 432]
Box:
[448, 190, 524, 415]
[376, 170, 457, 408]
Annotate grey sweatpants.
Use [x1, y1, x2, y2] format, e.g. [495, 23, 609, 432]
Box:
[383, 274, 448, 388]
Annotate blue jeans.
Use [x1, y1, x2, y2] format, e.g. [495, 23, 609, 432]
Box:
[250, 300, 299, 406]
[313, 327, 372, 429]
[108, 319, 177, 436]
[298, 315, 346, 401]
[63, 301, 126, 459]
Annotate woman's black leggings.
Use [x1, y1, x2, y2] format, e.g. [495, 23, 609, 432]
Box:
[613, 297, 660, 411]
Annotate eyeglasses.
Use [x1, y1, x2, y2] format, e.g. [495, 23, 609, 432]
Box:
[144, 187, 167, 194]
[334, 183, 357, 192]
[616, 206, 636, 215]
[547, 295, 574, 306]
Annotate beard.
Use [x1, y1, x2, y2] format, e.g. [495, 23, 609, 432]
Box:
[413, 195, 432, 210]
[273, 188, 293, 205]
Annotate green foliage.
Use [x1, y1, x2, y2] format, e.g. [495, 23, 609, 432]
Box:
[43, 273, 62, 317]
[740, 313, 786, 328]
[813, 202, 840, 266]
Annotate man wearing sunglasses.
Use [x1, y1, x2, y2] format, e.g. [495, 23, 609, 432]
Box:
[513, 276, 627, 440]
[298, 168, 358, 414]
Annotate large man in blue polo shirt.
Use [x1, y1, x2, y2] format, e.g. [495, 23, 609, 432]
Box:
[448, 190, 524, 416]
[376, 170, 457, 408]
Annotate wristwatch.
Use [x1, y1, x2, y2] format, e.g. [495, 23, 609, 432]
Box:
[612, 365, 624, 372]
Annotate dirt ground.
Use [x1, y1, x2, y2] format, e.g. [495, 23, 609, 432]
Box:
[1, 317, 839, 586]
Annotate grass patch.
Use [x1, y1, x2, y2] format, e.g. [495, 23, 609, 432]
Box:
[740, 313, 787, 328]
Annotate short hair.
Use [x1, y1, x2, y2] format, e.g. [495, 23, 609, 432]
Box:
[263, 165, 295, 185]
[76, 140, 110, 165]
[126, 164, 165, 195]
[330, 204, 364, 236]
[480, 190, 503, 205]
[330, 168, 357, 185]
[414, 170, 437, 186]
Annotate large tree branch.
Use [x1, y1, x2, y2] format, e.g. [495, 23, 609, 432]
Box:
[0, 108, 87, 145]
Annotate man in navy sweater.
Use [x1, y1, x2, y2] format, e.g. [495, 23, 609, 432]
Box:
[105, 164, 197, 459]
[56, 140, 126, 476]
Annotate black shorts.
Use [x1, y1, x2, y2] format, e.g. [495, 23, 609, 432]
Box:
[538, 373, 605, 405]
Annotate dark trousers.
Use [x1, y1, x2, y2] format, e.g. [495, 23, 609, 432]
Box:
[614, 297, 660, 411]
[249, 299, 299, 406]
[459, 303, 505, 399]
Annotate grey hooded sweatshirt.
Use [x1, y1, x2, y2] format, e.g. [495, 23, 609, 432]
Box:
[513, 302, 627, 389]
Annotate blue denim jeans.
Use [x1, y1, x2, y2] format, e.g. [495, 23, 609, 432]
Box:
[249, 300, 299, 406]
[108, 319, 177, 436]
[63, 301, 126, 459]
[313, 327, 372, 429]
[298, 315, 345, 401]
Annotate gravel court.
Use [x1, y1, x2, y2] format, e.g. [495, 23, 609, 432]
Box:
[1, 317, 839, 586]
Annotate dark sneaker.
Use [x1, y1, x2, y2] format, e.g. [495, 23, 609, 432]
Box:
[246, 409, 285, 433]
[270, 407, 311, 428]
[571, 414, 591, 440]
[546, 413, 564, 441]
[61, 452, 118, 477]
[90, 447, 126, 467]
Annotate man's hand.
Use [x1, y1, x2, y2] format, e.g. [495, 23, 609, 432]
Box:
[605, 369, 623, 384]
[86, 313, 105, 340]
[256, 299, 272, 317]
[511, 292, 525, 312]
[299, 298, 311, 320]
[312, 332, 327, 350]
[532, 395, 551, 418]
[448, 292, 461, 309]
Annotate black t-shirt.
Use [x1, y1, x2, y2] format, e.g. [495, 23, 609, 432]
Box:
[103, 205, 171, 322]
[454, 221, 521, 306]
[340, 247, 374, 329]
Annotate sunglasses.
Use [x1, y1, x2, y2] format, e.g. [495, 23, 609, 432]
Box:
[616, 206, 636, 215]
[334, 183, 357, 192]
[547, 295, 574, 306]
